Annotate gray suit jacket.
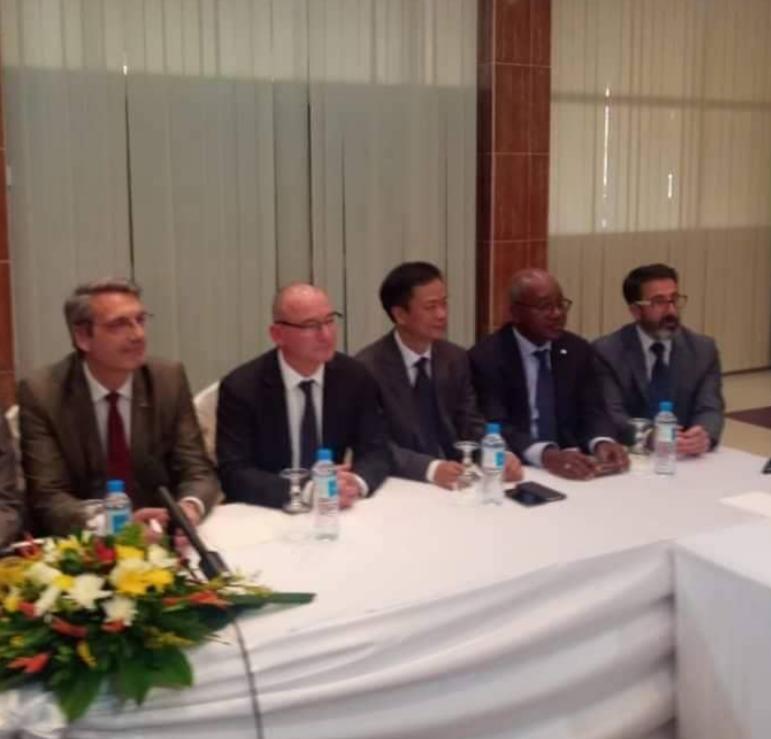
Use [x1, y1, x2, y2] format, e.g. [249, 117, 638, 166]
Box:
[19, 354, 220, 536]
[0, 412, 22, 548]
[593, 323, 724, 445]
[356, 332, 486, 481]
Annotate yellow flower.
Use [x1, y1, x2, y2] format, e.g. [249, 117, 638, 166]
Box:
[3, 589, 21, 613]
[76, 640, 96, 668]
[56, 537, 83, 555]
[0, 559, 31, 588]
[115, 545, 144, 561]
[53, 574, 74, 590]
[144, 569, 173, 591]
[114, 570, 150, 597]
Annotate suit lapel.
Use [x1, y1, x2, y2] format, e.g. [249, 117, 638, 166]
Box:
[130, 366, 153, 481]
[265, 351, 293, 468]
[621, 325, 649, 405]
[430, 342, 458, 441]
[550, 340, 570, 434]
[499, 327, 531, 431]
[380, 334, 427, 449]
[669, 330, 689, 416]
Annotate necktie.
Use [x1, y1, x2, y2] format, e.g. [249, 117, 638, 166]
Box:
[299, 380, 319, 470]
[106, 392, 133, 492]
[648, 342, 672, 418]
[413, 357, 443, 457]
[534, 349, 557, 442]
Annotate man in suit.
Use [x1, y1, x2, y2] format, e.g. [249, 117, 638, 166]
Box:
[469, 269, 628, 480]
[594, 263, 724, 454]
[19, 278, 219, 536]
[217, 283, 389, 509]
[0, 412, 22, 548]
[357, 261, 522, 488]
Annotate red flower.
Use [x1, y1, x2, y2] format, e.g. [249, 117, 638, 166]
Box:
[92, 538, 116, 565]
[162, 595, 184, 607]
[51, 617, 87, 639]
[16, 536, 42, 559]
[102, 620, 126, 633]
[8, 652, 50, 674]
[18, 602, 37, 619]
[188, 591, 229, 609]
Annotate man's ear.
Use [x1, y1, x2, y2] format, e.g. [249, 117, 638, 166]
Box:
[392, 305, 408, 327]
[73, 325, 92, 354]
[628, 303, 642, 322]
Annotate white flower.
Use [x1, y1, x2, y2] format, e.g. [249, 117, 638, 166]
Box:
[147, 544, 177, 569]
[27, 562, 62, 586]
[33, 584, 61, 615]
[102, 595, 137, 625]
[66, 574, 111, 610]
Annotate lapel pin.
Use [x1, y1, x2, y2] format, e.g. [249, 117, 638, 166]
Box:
[560, 349, 567, 355]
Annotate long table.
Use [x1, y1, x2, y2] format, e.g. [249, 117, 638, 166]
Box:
[1, 448, 769, 739]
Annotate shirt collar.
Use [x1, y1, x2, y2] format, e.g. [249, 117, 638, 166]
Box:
[393, 329, 432, 369]
[277, 350, 325, 390]
[635, 324, 672, 354]
[512, 327, 552, 358]
[82, 361, 133, 405]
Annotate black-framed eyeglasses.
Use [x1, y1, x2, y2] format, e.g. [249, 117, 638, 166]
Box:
[513, 298, 573, 314]
[81, 311, 154, 334]
[275, 311, 343, 332]
[634, 294, 688, 310]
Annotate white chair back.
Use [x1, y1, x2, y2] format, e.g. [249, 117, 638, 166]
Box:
[4, 404, 24, 491]
[193, 382, 220, 465]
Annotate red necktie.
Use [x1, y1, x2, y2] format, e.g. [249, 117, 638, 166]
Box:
[106, 392, 133, 492]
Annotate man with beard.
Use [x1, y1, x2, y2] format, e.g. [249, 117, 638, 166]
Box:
[469, 269, 628, 480]
[594, 263, 724, 455]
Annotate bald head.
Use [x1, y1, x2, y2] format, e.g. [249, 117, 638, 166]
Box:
[508, 269, 569, 345]
[272, 283, 330, 323]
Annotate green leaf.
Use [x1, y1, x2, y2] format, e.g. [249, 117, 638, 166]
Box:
[232, 592, 315, 606]
[116, 655, 151, 705]
[53, 668, 103, 722]
[146, 648, 193, 689]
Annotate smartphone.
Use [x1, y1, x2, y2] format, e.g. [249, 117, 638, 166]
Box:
[763, 458, 771, 474]
[506, 481, 567, 507]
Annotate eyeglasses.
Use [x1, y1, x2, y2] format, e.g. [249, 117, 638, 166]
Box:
[634, 294, 688, 310]
[513, 298, 573, 314]
[275, 311, 343, 332]
[83, 311, 154, 334]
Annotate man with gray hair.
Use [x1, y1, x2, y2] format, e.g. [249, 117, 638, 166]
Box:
[18, 278, 219, 536]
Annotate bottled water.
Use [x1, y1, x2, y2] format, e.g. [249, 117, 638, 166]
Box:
[480, 423, 506, 504]
[104, 479, 132, 535]
[653, 401, 677, 475]
[313, 449, 339, 540]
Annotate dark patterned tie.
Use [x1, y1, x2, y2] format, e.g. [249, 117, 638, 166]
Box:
[413, 357, 443, 457]
[299, 380, 319, 470]
[106, 392, 133, 492]
[534, 349, 557, 442]
[648, 342, 672, 418]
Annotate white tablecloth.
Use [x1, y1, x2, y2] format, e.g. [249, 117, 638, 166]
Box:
[2, 448, 769, 739]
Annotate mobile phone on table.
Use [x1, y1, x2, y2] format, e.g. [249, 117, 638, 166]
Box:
[763, 458, 771, 474]
[506, 481, 566, 507]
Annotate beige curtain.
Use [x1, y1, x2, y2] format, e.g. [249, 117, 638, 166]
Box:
[550, 0, 771, 372]
[1, 0, 477, 390]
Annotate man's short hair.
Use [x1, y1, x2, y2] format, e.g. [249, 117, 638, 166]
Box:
[379, 262, 443, 322]
[64, 277, 142, 344]
[622, 264, 679, 304]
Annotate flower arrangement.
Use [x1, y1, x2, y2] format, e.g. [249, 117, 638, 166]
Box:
[0, 525, 313, 721]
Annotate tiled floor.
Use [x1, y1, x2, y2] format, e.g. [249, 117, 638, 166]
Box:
[722, 369, 771, 456]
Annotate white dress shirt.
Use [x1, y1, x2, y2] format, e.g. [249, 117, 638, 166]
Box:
[393, 330, 442, 483]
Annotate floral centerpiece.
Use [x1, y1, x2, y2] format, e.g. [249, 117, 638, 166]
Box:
[0, 525, 313, 721]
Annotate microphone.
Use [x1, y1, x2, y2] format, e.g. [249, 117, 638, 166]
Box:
[139, 458, 229, 580]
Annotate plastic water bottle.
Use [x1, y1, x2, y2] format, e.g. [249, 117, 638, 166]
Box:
[480, 423, 506, 504]
[653, 401, 677, 475]
[104, 479, 132, 535]
[313, 449, 339, 540]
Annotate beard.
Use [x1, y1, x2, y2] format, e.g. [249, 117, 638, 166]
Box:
[643, 314, 680, 340]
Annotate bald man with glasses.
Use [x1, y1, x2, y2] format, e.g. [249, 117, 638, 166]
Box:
[593, 263, 724, 455]
[216, 283, 390, 509]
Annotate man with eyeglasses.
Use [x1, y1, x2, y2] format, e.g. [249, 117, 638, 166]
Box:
[18, 278, 219, 536]
[469, 269, 628, 480]
[357, 262, 522, 488]
[594, 263, 723, 455]
[217, 283, 389, 509]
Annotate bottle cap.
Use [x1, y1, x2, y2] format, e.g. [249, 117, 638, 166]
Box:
[658, 401, 674, 413]
[316, 448, 333, 462]
[106, 479, 125, 494]
[486, 422, 501, 434]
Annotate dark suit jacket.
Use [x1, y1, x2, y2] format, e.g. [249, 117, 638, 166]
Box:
[0, 412, 22, 548]
[593, 323, 724, 445]
[356, 332, 486, 481]
[216, 349, 390, 508]
[468, 325, 615, 458]
[18, 354, 219, 536]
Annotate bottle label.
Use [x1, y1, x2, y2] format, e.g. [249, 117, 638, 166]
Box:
[482, 448, 505, 470]
[107, 510, 131, 535]
[657, 424, 676, 443]
[317, 476, 338, 499]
